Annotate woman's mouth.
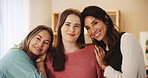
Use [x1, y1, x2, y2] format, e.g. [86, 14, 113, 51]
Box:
[34, 46, 41, 51]
[94, 31, 101, 37]
[67, 33, 75, 36]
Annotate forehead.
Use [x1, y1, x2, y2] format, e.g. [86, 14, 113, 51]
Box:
[85, 16, 96, 22]
[65, 14, 81, 22]
[35, 30, 51, 41]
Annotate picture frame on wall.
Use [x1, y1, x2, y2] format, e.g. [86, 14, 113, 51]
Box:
[140, 32, 148, 66]
[106, 10, 120, 27]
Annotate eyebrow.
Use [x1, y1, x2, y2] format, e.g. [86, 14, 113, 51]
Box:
[65, 22, 71, 24]
[91, 18, 98, 24]
[84, 18, 98, 27]
[65, 22, 81, 26]
[75, 23, 81, 26]
[37, 35, 42, 38]
[37, 35, 50, 42]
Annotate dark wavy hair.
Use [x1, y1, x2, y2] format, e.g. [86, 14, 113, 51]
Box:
[52, 8, 85, 71]
[81, 6, 121, 59]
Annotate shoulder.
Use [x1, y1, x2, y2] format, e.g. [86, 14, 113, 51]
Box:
[8, 49, 26, 56]
[84, 44, 95, 50]
[1, 49, 25, 59]
[121, 32, 139, 45]
[0, 49, 24, 70]
[120, 33, 142, 53]
[7, 49, 28, 60]
[80, 44, 95, 55]
[121, 33, 136, 40]
[0, 49, 30, 65]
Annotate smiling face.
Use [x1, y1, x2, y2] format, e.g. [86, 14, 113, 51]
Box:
[84, 16, 108, 42]
[28, 30, 51, 56]
[61, 14, 81, 43]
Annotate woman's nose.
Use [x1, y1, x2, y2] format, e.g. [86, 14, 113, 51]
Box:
[69, 26, 74, 32]
[90, 27, 97, 34]
[38, 41, 43, 47]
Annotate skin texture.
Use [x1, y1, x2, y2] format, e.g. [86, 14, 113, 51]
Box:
[61, 14, 81, 43]
[27, 30, 51, 60]
[29, 30, 51, 78]
[84, 16, 108, 70]
[84, 16, 108, 44]
[61, 14, 82, 53]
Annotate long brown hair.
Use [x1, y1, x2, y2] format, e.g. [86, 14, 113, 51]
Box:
[17, 25, 53, 54]
[52, 8, 85, 71]
[81, 6, 121, 59]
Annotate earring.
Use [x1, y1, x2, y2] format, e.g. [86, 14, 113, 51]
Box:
[107, 24, 109, 27]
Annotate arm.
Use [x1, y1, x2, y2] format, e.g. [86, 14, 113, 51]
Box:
[94, 45, 107, 70]
[96, 63, 106, 78]
[94, 45, 107, 78]
[36, 53, 47, 78]
[104, 33, 145, 78]
[0, 49, 44, 78]
[36, 62, 47, 78]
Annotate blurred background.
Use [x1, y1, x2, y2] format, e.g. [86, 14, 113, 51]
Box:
[0, 0, 148, 64]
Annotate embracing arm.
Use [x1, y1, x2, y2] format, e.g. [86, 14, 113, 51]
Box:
[0, 49, 45, 78]
[36, 62, 47, 78]
[36, 53, 47, 78]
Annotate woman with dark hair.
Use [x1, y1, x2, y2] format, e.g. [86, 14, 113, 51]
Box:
[0, 25, 53, 78]
[45, 8, 103, 78]
[81, 6, 146, 78]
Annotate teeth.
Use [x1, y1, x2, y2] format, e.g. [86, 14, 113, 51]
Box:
[95, 32, 101, 36]
[36, 47, 41, 51]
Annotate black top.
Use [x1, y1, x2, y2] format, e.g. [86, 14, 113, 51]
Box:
[105, 32, 125, 72]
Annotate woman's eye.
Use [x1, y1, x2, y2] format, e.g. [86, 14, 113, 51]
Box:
[65, 24, 70, 26]
[93, 22, 98, 25]
[74, 25, 80, 27]
[85, 26, 90, 30]
[36, 37, 40, 40]
[44, 42, 49, 45]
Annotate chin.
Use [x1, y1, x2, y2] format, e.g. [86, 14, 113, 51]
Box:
[95, 37, 102, 41]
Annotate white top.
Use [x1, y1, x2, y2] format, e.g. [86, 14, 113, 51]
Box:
[104, 33, 147, 78]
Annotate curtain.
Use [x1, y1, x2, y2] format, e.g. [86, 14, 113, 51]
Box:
[0, 0, 28, 59]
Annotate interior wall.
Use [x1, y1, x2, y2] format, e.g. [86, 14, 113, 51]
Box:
[29, 0, 52, 31]
[29, 0, 148, 41]
[52, 0, 148, 40]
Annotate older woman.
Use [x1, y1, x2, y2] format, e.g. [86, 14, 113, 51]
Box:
[0, 25, 53, 78]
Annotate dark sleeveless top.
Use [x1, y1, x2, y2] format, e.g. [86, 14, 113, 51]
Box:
[105, 32, 125, 72]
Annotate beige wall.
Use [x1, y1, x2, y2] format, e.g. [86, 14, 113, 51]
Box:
[29, 0, 148, 41]
[52, 0, 148, 41]
[29, 0, 52, 30]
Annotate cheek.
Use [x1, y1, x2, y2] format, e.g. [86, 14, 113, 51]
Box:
[87, 30, 92, 35]
[61, 27, 66, 35]
[41, 47, 48, 54]
[28, 41, 33, 48]
[76, 29, 81, 35]
[104, 26, 107, 31]
[28, 42, 33, 51]
[44, 45, 49, 51]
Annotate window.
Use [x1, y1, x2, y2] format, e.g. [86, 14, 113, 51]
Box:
[0, 0, 29, 59]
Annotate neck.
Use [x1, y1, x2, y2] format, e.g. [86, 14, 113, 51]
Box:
[26, 51, 38, 61]
[62, 40, 80, 53]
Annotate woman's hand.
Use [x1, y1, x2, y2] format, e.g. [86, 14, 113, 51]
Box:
[94, 45, 107, 70]
[39, 53, 47, 62]
[36, 53, 47, 78]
